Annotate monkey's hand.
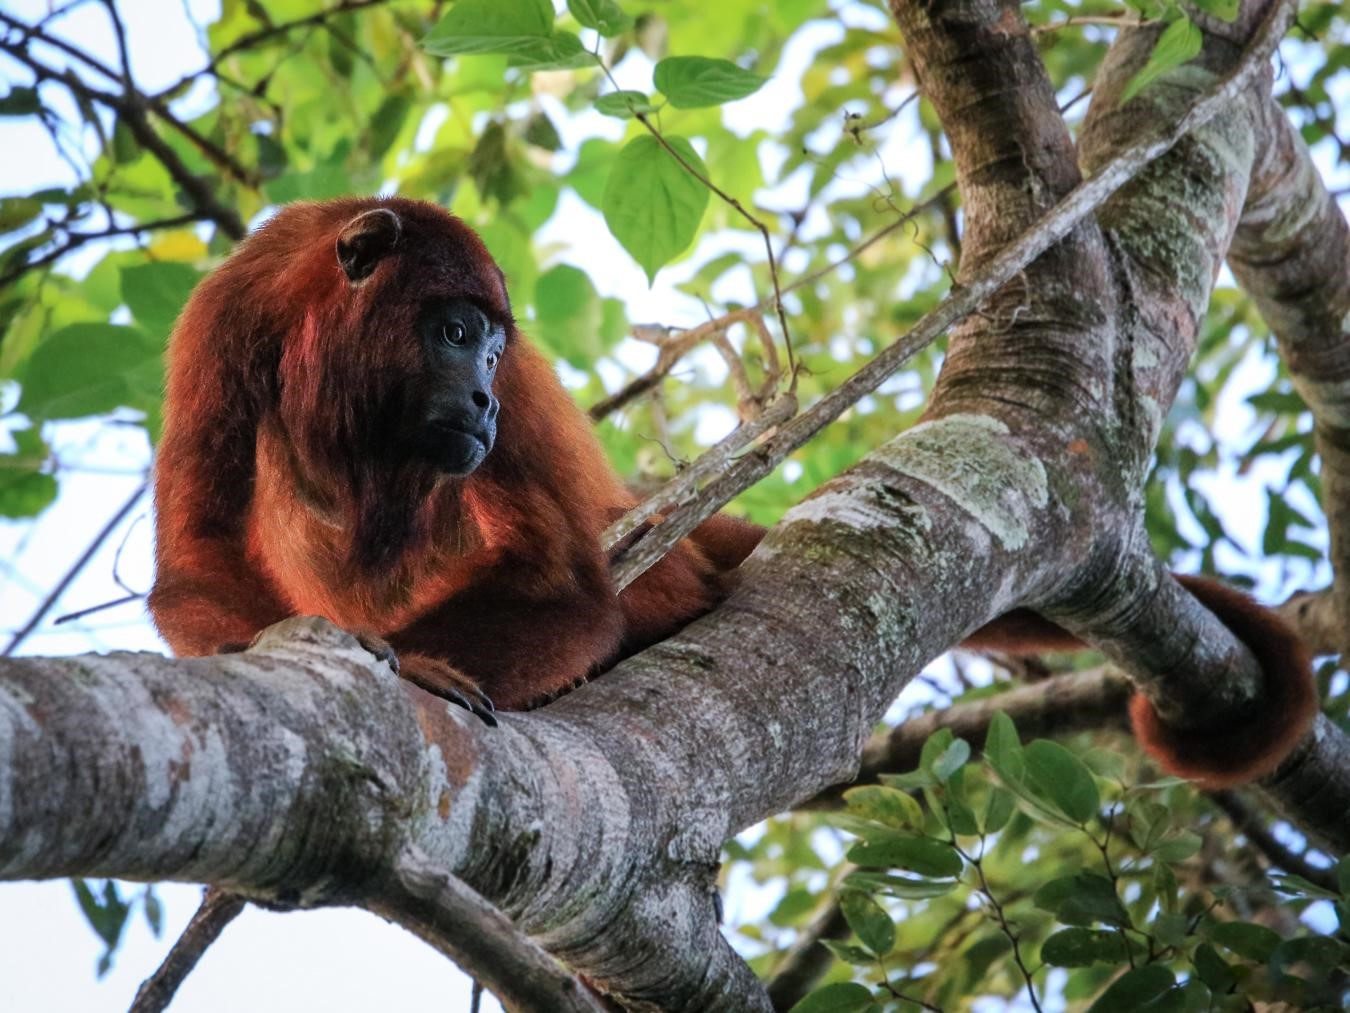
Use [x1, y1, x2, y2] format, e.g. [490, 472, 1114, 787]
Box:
[353, 633, 497, 727]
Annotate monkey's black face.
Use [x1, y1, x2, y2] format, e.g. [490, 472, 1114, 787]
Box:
[414, 299, 503, 476]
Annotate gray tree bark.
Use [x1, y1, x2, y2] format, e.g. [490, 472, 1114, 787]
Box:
[1, 0, 1345, 1009]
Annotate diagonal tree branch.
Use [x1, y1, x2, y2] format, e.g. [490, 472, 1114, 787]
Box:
[1228, 102, 1350, 656]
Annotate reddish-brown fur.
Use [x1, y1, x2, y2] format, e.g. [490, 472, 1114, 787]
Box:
[150, 197, 1316, 783]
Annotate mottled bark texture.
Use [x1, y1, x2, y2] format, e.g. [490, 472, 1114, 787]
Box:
[1229, 105, 1350, 654]
[1, 0, 1347, 1008]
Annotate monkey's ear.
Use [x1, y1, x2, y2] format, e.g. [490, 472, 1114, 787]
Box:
[336, 208, 402, 283]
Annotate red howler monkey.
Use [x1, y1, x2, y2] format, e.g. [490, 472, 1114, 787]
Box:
[149, 196, 1316, 789]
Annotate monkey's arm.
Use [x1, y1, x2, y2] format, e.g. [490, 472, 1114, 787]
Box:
[148, 518, 291, 657]
[149, 299, 291, 656]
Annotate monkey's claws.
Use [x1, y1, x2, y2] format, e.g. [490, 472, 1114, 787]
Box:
[397, 653, 498, 727]
[352, 631, 400, 675]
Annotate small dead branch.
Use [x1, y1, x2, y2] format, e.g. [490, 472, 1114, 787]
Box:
[129, 889, 245, 1013]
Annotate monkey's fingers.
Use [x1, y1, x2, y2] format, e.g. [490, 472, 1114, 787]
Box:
[351, 630, 400, 675]
[398, 654, 498, 727]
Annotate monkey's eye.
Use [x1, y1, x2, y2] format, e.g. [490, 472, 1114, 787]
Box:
[485, 351, 499, 370]
[442, 322, 468, 347]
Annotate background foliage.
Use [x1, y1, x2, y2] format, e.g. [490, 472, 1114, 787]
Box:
[1, 0, 1349, 1008]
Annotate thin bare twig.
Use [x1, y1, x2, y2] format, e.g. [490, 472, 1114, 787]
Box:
[129, 889, 246, 1013]
[588, 310, 762, 422]
[0, 12, 256, 186]
[1032, 14, 1145, 34]
[0, 41, 246, 238]
[0, 213, 202, 290]
[601, 0, 1294, 589]
[2, 480, 147, 657]
[587, 187, 958, 423]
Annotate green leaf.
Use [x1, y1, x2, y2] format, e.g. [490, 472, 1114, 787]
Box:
[1270, 935, 1344, 981]
[982, 786, 1016, 834]
[0, 86, 41, 116]
[1192, 943, 1235, 992]
[1191, 0, 1239, 21]
[120, 261, 200, 336]
[423, 0, 554, 55]
[0, 467, 57, 518]
[71, 879, 130, 949]
[0, 197, 43, 232]
[1128, 800, 1171, 851]
[839, 888, 895, 956]
[1207, 920, 1281, 962]
[1034, 873, 1130, 928]
[16, 323, 161, 421]
[788, 982, 874, 1013]
[523, 112, 562, 151]
[142, 887, 163, 937]
[653, 56, 766, 108]
[984, 710, 1025, 782]
[1151, 831, 1202, 862]
[842, 784, 924, 830]
[1336, 854, 1350, 896]
[602, 135, 709, 283]
[932, 738, 971, 782]
[819, 939, 876, 965]
[595, 90, 659, 118]
[533, 264, 602, 367]
[1041, 927, 1135, 968]
[508, 32, 591, 70]
[846, 832, 963, 878]
[1023, 739, 1099, 823]
[1153, 911, 1189, 948]
[1086, 965, 1177, 1013]
[843, 870, 959, 900]
[1122, 17, 1205, 103]
[567, 0, 633, 36]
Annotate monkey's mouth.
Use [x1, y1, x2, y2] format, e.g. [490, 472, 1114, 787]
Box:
[423, 422, 493, 476]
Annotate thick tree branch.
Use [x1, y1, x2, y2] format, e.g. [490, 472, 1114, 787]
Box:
[1228, 104, 1350, 655]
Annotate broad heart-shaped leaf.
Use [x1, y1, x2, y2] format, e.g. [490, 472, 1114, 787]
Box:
[508, 32, 592, 71]
[16, 323, 161, 422]
[653, 56, 766, 108]
[423, 0, 553, 55]
[595, 90, 658, 119]
[602, 135, 709, 284]
[788, 982, 875, 1013]
[1121, 16, 1204, 102]
[567, 0, 633, 36]
[120, 261, 201, 337]
[1023, 739, 1099, 823]
[838, 888, 895, 956]
[846, 832, 964, 878]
